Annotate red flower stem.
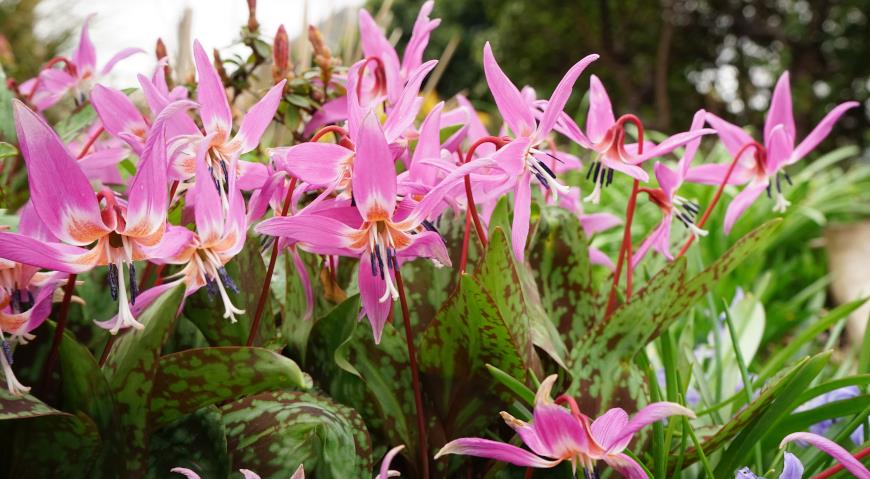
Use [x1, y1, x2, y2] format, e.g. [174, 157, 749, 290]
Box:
[153, 264, 167, 286]
[459, 203, 473, 274]
[393, 266, 429, 479]
[310, 124, 348, 142]
[812, 445, 870, 479]
[676, 141, 764, 258]
[604, 115, 645, 317]
[98, 335, 116, 367]
[76, 126, 104, 160]
[247, 176, 297, 346]
[38, 273, 77, 394]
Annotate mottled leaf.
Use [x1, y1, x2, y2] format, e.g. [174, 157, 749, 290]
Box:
[146, 406, 229, 479]
[150, 346, 309, 428]
[221, 390, 372, 479]
[8, 411, 102, 478]
[102, 282, 186, 478]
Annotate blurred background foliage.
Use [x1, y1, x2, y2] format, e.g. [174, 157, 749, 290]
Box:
[0, 0, 70, 80]
[370, 0, 869, 153]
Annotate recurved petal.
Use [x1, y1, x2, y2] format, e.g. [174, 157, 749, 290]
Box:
[193, 40, 232, 135]
[272, 143, 353, 186]
[377, 445, 405, 479]
[191, 135, 224, 244]
[170, 467, 201, 479]
[634, 128, 716, 165]
[124, 122, 169, 240]
[254, 215, 357, 257]
[13, 101, 108, 245]
[231, 80, 286, 154]
[765, 124, 794, 174]
[398, 230, 450, 266]
[435, 438, 562, 468]
[587, 75, 616, 144]
[90, 84, 147, 144]
[383, 60, 437, 142]
[655, 162, 681, 199]
[239, 470, 261, 479]
[764, 71, 796, 146]
[724, 182, 767, 234]
[100, 47, 144, 76]
[780, 432, 870, 479]
[0, 232, 95, 273]
[791, 101, 860, 164]
[511, 173, 532, 262]
[358, 253, 391, 344]
[483, 42, 536, 138]
[401, 0, 439, 75]
[73, 16, 97, 73]
[704, 112, 755, 160]
[352, 112, 397, 220]
[608, 402, 696, 454]
[677, 109, 708, 178]
[591, 408, 630, 451]
[604, 453, 650, 479]
[538, 54, 598, 140]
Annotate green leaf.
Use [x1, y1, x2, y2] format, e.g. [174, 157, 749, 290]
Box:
[56, 105, 97, 142]
[0, 388, 66, 420]
[102, 283, 186, 478]
[766, 394, 870, 444]
[185, 234, 276, 347]
[221, 390, 372, 479]
[485, 363, 535, 406]
[0, 141, 17, 159]
[0, 65, 15, 142]
[150, 346, 309, 428]
[8, 411, 102, 478]
[146, 406, 229, 479]
[713, 351, 829, 476]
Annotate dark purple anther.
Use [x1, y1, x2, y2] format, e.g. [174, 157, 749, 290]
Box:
[1, 338, 12, 365]
[129, 263, 138, 306]
[108, 264, 119, 301]
[218, 266, 238, 294]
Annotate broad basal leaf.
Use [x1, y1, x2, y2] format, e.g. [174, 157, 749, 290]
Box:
[146, 405, 229, 479]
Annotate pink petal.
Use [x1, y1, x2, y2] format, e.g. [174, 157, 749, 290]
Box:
[724, 182, 767, 234]
[591, 408, 630, 451]
[537, 54, 598, 140]
[237, 160, 269, 191]
[191, 136, 224, 244]
[141, 225, 196, 263]
[401, 1, 440, 76]
[608, 402, 695, 453]
[383, 60, 437, 142]
[239, 470, 261, 479]
[530, 402, 591, 459]
[632, 220, 668, 268]
[781, 432, 870, 479]
[764, 72, 796, 146]
[290, 247, 314, 321]
[677, 109, 708, 178]
[492, 137, 532, 177]
[655, 162, 681, 199]
[684, 163, 749, 186]
[589, 248, 615, 270]
[100, 47, 144, 76]
[398, 231, 451, 267]
[137, 74, 199, 138]
[791, 101, 860, 164]
[170, 467, 201, 479]
[587, 75, 616, 144]
[0, 232, 95, 273]
[765, 124, 794, 174]
[90, 84, 146, 150]
[73, 16, 97, 73]
[581, 212, 621, 235]
[303, 96, 348, 137]
[231, 80, 286, 154]
[511, 173, 532, 262]
[254, 215, 357, 257]
[377, 445, 405, 479]
[435, 438, 562, 468]
[290, 465, 305, 479]
[408, 102, 444, 181]
[193, 40, 232, 135]
[124, 118, 169, 240]
[483, 42, 536, 138]
[599, 156, 649, 182]
[604, 453, 650, 479]
[19, 201, 59, 242]
[352, 112, 396, 221]
[358, 253, 391, 344]
[634, 128, 716, 164]
[78, 148, 126, 185]
[358, 8, 402, 103]
[704, 112, 755, 160]
[13, 101, 108, 245]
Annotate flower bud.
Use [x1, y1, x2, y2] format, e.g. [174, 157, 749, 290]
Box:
[247, 0, 259, 33]
[272, 24, 293, 84]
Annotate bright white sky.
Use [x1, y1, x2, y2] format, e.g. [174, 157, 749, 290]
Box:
[35, 0, 363, 87]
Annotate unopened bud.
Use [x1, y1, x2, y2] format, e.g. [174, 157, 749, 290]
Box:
[272, 24, 293, 84]
[247, 0, 259, 33]
[155, 38, 173, 86]
[308, 25, 336, 85]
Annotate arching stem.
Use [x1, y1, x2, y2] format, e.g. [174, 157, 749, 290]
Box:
[38, 273, 77, 394]
[247, 176, 297, 346]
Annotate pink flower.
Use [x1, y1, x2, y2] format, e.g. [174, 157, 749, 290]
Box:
[688, 72, 859, 233]
[0, 101, 181, 333]
[257, 112, 471, 343]
[19, 15, 142, 111]
[632, 110, 709, 266]
[781, 432, 870, 478]
[435, 375, 695, 478]
[479, 42, 598, 261]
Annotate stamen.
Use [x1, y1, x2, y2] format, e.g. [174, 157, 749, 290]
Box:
[218, 266, 239, 294]
[584, 182, 602, 204]
[592, 161, 602, 184]
[606, 168, 614, 186]
[775, 172, 783, 194]
[9, 290, 20, 314]
[219, 160, 230, 194]
[766, 184, 772, 199]
[129, 263, 138, 306]
[206, 276, 219, 298]
[585, 161, 596, 180]
[0, 344, 29, 396]
[536, 160, 557, 179]
[421, 220, 440, 235]
[374, 245, 385, 280]
[208, 166, 222, 193]
[1, 335, 13, 366]
[108, 264, 119, 301]
[784, 170, 793, 186]
[370, 251, 378, 277]
[533, 171, 551, 189]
